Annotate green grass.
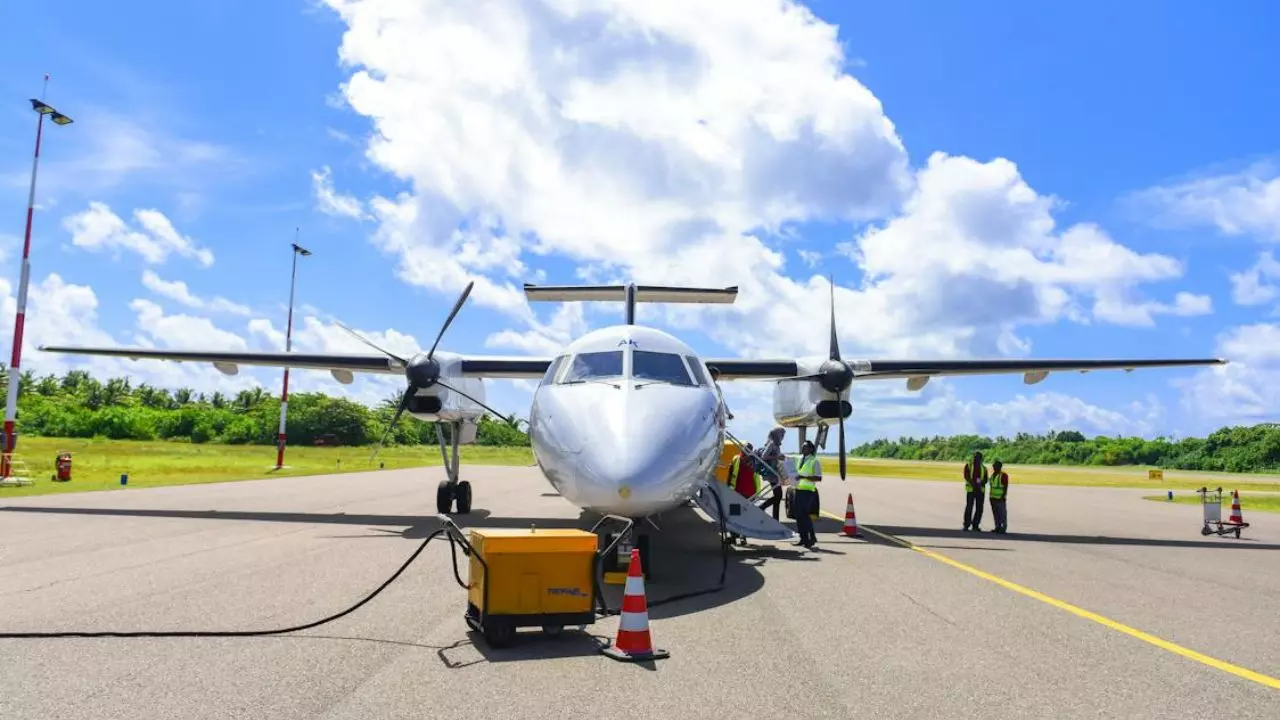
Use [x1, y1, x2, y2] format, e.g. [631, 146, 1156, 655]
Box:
[1141, 493, 1280, 514]
[0, 437, 534, 498]
[817, 455, 1280, 492]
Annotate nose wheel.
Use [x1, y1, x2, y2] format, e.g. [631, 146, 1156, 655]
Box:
[598, 523, 652, 578]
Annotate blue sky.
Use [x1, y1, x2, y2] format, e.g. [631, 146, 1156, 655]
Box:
[2, 0, 1278, 445]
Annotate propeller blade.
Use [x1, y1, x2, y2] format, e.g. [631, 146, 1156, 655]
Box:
[333, 320, 409, 365]
[838, 414, 847, 481]
[437, 379, 519, 425]
[828, 274, 841, 362]
[369, 386, 415, 465]
[427, 281, 475, 359]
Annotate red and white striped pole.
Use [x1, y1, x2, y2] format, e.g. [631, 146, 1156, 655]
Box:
[3, 75, 71, 479]
[275, 235, 310, 469]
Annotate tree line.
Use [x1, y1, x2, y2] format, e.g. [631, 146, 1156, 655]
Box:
[850, 425, 1280, 474]
[0, 366, 530, 447]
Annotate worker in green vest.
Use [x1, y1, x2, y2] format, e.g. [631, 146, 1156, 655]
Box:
[989, 459, 1009, 534]
[963, 451, 988, 532]
[793, 440, 822, 549]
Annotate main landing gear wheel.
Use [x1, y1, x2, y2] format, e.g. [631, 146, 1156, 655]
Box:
[436, 480, 472, 514]
[433, 420, 472, 514]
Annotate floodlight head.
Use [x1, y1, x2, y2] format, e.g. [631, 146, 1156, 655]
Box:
[29, 99, 53, 114]
[50, 112, 72, 126]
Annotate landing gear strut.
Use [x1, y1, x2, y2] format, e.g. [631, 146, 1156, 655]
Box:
[593, 516, 652, 579]
[435, 420, 472, 514]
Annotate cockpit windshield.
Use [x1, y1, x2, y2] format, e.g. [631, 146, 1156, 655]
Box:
[632, 350, 694, 386]
[559, 351, 624, 383]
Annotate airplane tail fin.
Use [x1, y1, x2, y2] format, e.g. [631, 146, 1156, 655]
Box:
[523, 283, 737, 325]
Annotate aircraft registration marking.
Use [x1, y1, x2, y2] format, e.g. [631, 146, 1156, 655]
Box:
[819, 510, 1280, 691]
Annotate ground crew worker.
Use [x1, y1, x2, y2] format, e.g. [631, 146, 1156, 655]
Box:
[989, 459, 1009, 534]
[963, 451, 988, 532]
[793, 440, 822, 549]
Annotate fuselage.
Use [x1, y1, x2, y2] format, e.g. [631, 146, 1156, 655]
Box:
[528, 324, 726, 517]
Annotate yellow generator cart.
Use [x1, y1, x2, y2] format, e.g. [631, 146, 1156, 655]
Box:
[465, 527, 599, 648]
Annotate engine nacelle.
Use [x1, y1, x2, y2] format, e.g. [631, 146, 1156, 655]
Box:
[403, 352, 488, 443]
[772, 357, 852, 428]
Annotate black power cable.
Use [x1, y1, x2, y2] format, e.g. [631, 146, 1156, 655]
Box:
[0, 527, 469, 639]
[0, 490, 736, 639]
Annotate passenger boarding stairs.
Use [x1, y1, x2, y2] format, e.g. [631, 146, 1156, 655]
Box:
[694, 431, 794, 541]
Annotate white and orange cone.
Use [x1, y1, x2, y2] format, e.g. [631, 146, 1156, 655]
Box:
[842, 493, 861, 538]
[602, 548, 670, 662]
[1228, 489, 1245, 525]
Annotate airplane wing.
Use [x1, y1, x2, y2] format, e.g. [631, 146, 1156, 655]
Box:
[703, 357, 1227, 381]
[37, 346, 553, 380]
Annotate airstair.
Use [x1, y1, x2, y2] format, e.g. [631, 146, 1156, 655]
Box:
[0, 453, 34, 487]
[695, 480, 794, 541]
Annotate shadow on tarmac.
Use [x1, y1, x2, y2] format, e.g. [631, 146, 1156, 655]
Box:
[1, 503, 868, 620]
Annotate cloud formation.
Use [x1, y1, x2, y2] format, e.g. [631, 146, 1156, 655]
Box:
[63, 202, 215, 267]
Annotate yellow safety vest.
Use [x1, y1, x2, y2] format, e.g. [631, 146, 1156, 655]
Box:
[796, 455, 819, 492]
[965, 461, 986, 493]
[990, 471, 1007, 500]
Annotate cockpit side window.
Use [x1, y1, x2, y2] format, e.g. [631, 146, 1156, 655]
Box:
[632, 350, 694, 386]
[684, 355, 709, 386]
[540, 355, 567, 387]
[558, 351, 624, 383]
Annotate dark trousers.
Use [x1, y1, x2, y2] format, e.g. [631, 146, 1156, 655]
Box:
[964, 490, 985, 529]
[990, 498, 1007, 531]
[794, 489, 817, 546]
[758, 484, 782, 520]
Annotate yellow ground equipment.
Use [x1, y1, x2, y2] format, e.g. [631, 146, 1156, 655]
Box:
[714, 441, 738, 485]
[464, 527, 599, 648]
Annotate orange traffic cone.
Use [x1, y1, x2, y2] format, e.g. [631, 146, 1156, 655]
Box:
[842, 493, 861, 537]
[602, 548, 670, 662]
[1228, 490, 1245, 525]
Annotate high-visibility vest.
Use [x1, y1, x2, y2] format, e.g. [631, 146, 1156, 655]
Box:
[796, 455, 819, 492]
[990, 471, 1007, 500]
[965, 461, 986, 492]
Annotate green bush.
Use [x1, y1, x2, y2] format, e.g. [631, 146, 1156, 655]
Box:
[1, 366, 530, 448]
[850, 425, 1280, 474]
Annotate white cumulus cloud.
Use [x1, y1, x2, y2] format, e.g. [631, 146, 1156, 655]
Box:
[63, 202, 215, 267]
[1130, 163, 1280, 241]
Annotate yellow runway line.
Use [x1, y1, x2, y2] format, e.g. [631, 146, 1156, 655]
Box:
[819, 510, 1280, 691]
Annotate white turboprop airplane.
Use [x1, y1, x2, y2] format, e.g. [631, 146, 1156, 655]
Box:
[40, 281, 1227, 571]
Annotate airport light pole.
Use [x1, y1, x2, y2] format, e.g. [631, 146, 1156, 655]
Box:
[2, 76, 73, 479]
[274, 235, 311, 470]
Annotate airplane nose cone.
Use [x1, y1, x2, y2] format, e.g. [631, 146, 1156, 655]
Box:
[576, 385, 720, 515]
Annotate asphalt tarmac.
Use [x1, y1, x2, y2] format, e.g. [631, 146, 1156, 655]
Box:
[0, 466, 1277, 719]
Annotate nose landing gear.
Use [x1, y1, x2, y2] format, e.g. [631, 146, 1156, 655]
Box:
[593, 516, 652, 578]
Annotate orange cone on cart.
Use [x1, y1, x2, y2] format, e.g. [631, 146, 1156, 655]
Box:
[842, 493, 861, 537]
[1228, 490, 1245, 525]
[602, 548, 670, 662]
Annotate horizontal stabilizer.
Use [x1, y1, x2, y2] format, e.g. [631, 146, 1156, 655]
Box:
[523, 283, 738, 304]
